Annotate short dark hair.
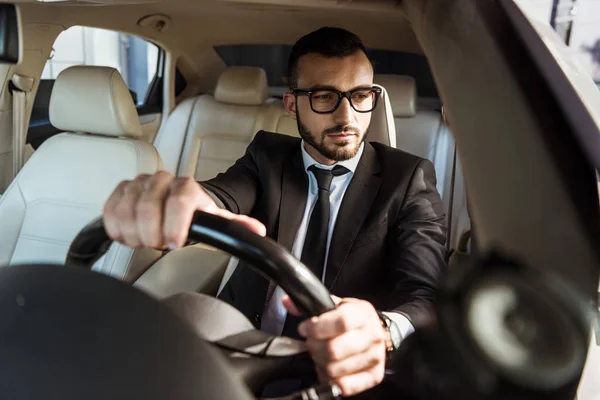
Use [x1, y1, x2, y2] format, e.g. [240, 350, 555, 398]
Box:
[287, 27, 370, 89]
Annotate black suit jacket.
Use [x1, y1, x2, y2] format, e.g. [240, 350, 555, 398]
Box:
[201, 131, 447, 329]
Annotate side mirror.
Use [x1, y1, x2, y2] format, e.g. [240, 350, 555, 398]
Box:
[0, 4, 20, 64]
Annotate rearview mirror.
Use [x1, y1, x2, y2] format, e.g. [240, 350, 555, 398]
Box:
[0, 4, 20, 64]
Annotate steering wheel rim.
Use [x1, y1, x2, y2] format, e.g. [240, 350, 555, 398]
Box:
[66, 210, 336, 318]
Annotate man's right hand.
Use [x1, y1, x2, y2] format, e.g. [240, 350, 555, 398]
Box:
[103, 171, 266, 249]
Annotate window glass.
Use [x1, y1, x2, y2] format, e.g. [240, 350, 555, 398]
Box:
[545, 0, 600, 90]
[42, 26, 160, 105]
[568, 0, 600, 90]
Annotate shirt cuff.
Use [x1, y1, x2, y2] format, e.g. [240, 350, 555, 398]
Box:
[382, 311, 415, 341]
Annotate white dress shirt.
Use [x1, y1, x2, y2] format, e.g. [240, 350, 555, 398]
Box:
[261, 141, 415, 342]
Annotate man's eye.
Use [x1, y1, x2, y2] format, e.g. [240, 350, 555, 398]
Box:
[313, 93, 334, 100]
[352, 92, 371, 100]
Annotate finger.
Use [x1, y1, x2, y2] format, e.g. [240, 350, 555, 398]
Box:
[163, 177, 206, 249]
[114, 176, 149, 247]
[232, 214, 267, 237]
[306, 328, 381, 365]
[136, 171, 175, 248]
[318, 343, 385, 380]
[299, 301, 373, 340]
[103, 180, 130, 242]
[334, 364, 386, 397]
[282, 295, 302, 317]
[212, 208, 267, 236]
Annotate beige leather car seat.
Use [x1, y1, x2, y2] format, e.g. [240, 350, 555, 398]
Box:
[154, 66, 270, 179]
[0, 66, 163, 281]
[142, 66, 273, 297]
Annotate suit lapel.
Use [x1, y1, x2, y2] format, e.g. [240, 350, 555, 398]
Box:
[325, 143, 381, 288]
[277, 148, 308, 252]
[261, 148, 308, 308]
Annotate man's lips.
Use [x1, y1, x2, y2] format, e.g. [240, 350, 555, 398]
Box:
[326, 132, 357, 138]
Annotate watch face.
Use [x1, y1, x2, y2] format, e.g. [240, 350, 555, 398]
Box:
[389, 322, 402, 350]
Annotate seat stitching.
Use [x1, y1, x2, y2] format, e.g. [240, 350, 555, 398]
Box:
[108, 69, 128, 136]
[25, 198, 99, 209]
[175, 96, 202, 175]
[15, 234, 71, 246]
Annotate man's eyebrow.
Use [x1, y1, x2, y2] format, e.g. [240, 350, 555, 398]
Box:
[305, 84, 374, 92]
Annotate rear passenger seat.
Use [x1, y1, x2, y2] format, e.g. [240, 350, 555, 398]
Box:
[137, 66, 397, 299]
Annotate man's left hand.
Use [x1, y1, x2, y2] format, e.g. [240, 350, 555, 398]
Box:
[282, 295, 387, 397]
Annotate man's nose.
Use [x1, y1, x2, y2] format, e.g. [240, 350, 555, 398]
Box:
[332, 96, 354, 125]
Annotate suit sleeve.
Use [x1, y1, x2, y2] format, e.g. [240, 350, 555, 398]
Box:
[387, 159, 448, 326]
[198, 132, 263, 215]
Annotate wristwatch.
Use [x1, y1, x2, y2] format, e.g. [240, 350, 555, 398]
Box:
[377, 311, 403, 353]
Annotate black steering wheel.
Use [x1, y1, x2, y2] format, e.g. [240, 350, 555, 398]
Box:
[66, 211, 335, 317]
[66, 211, 338, 397]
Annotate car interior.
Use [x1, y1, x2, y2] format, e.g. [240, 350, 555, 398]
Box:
[0, 1, 469, 299]
[0, 0, 599, 398]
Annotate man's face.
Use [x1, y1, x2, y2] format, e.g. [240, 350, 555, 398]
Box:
[284, 51, 374, 163]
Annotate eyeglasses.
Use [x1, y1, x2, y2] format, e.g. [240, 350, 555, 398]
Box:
[292, 86, 382, 114]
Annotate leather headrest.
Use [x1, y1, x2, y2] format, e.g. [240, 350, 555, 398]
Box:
[214, 66, 268, 106]
[374, 74, 417, 117]
[368, 84, 396, 148]
[49, 66, 143, 138]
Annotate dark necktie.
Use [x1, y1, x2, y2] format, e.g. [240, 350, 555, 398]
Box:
[282, 164, 350, 339]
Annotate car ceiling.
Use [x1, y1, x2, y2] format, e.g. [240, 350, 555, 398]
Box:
[15, 0, 422, 65]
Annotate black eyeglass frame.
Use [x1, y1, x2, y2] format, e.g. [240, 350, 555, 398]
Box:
[292, 86, 382, 114]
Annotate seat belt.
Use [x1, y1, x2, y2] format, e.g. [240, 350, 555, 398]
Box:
[10, 74, 34, 179]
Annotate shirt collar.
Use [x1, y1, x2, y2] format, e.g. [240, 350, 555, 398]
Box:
[300, 140, 364, 174]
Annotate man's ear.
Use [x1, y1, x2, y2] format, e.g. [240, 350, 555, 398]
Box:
[283, 92, 297, 119]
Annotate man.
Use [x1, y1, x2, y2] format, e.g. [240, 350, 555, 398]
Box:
[103, 27, 447, 397]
